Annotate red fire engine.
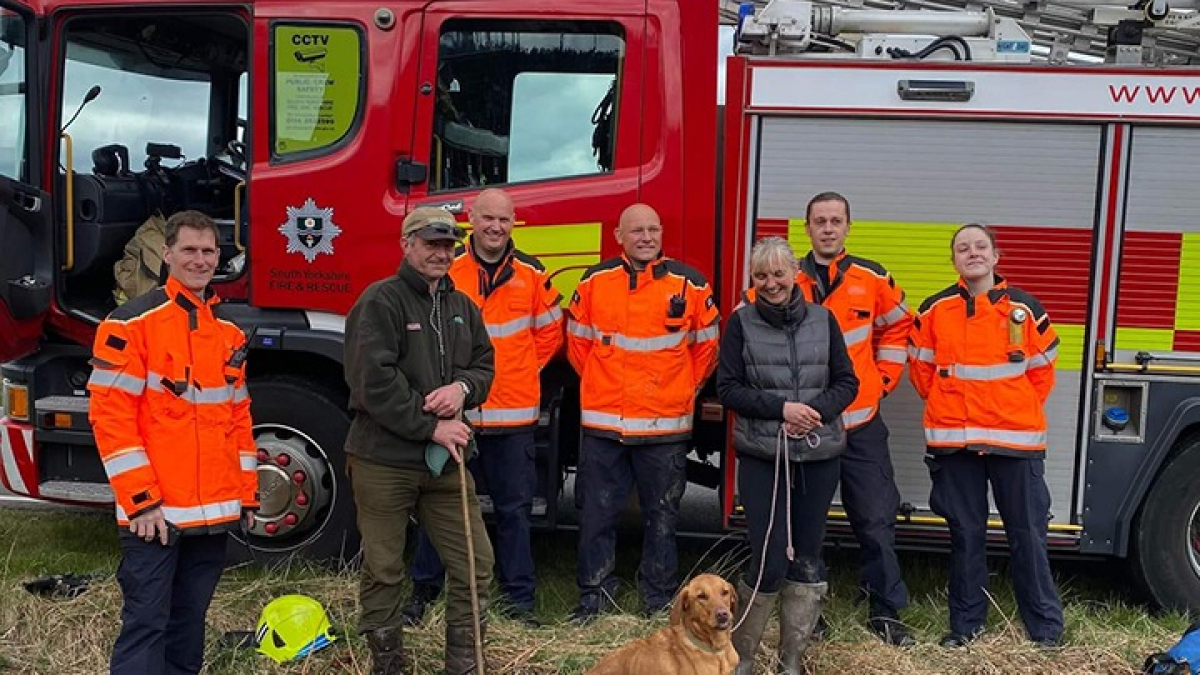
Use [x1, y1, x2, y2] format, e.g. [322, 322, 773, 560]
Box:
[3, 0, 1200, 614]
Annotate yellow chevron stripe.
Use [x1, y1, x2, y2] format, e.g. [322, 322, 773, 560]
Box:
[1115, 327, 1175, 352]
[460, 220, 602, 305]
[1177, 233, 1200, 332]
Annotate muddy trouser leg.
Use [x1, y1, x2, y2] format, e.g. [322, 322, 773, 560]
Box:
[420, 465, 494, 629]
[987, 455, 1063, 643]
[926, 452, 990, 638]
[840, 416, 908, 615]
[631, 441, 688, 611]
[348, 455, 421, 675]
[477, 431, 538, 611]
[576, 435, 633, 610]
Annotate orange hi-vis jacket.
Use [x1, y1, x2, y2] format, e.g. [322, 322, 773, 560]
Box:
[743, 251, 912, 430]
[451, 238, 564, 432]
[908, 277, 1059, 457]
[88, 276, 258, 532]
[567, 254, 720, 444]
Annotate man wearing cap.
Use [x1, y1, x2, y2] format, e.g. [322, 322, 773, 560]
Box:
[343, 207, 496, 675]
[402, 188, 563, 628]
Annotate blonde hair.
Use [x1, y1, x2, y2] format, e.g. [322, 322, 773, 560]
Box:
[749, 237, 798, 275]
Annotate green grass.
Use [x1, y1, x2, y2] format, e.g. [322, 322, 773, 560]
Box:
[0, 508, 1192, 674]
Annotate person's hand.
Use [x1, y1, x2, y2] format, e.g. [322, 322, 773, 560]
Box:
[129, 507, 169, 545]
[782, 421, 809, 438]
[432, 419, 472, 463]
[782, 402, 821, 433]
[241, 509, 257, 532]
[424, 383, 467, 418]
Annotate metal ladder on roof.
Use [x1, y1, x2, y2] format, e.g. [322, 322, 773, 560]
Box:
[719, 0, 1200, 64]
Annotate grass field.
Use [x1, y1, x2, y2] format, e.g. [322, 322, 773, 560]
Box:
[0, 508, 1191, 674]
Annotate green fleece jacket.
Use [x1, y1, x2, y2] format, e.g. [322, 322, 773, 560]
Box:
[343, 262, 495, 468]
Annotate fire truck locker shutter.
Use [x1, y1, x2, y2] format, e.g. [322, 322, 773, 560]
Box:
[750, 115, 1101, 523]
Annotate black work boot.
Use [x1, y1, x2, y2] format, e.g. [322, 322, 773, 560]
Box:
[366, 626, 409, 675]
[400, 582, 441, 627]
[868, 606, 916, 647]
[444, 623, 488, 675]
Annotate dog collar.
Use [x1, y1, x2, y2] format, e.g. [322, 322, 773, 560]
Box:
[683, 624, 723, 654]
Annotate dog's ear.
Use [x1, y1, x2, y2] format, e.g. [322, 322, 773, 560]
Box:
[726, 581, 737, 613]
[669, 586, 690, 626]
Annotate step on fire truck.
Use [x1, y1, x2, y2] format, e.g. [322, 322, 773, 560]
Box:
[3, 0, 1200, 614]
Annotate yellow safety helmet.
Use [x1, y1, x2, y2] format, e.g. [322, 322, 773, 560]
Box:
[255, 594, 338, 663]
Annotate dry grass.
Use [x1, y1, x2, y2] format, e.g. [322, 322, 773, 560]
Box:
[0, 509, 1190, 674]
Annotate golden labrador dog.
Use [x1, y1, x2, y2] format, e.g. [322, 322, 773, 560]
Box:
[586, 573, 739, 675]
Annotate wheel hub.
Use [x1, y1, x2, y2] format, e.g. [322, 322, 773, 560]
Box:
[244, 425, 334, 550]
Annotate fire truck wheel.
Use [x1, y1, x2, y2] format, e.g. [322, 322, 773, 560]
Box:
[229, 375, 358, 564]
[1132, 435, 1200, 615]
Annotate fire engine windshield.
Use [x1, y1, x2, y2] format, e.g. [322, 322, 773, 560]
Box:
[58, 14, 246, 171]
[431, 20, 623, 192]
[0, 8, 27, 182]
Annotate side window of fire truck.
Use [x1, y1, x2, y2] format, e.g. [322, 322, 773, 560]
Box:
[0, 9, 27, 182]
[431, 20, 623, 192]
[271, 24, 364, 158]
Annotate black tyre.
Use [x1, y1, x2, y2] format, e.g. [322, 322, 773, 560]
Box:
[1132, 436, 1200, 615]
[229, 375, 358, 564]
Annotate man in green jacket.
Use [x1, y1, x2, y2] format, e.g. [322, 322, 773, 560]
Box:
[344, 207, 496, 675]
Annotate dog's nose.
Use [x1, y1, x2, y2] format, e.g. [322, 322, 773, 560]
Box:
[715, 608, 732, 626]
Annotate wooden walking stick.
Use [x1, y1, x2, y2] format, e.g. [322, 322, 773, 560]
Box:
[458, 451, 486, 674]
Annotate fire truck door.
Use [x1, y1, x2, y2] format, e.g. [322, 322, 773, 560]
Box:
[0, 1, 50, 362]
[406, 2, 646, 300]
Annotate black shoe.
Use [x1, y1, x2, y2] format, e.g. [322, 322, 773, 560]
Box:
[569, 604, 602, 626]
[939, 629, 982, 648]
[868, 616, 916, 647]
[641, 600, 672, 620]
[1032, 635, 1063, 649]
[399, 583, 441, 627]
[502, 606, 543, 629]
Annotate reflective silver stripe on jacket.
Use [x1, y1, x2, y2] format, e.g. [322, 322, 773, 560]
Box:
[145, 372, 238, 404]
[690, 324, 719, 344]
[951, 361, 1028, 381]
[875, 303, 910, 327]
[534, 306, 563, 328]
[581, 410, 693, 433]
[116, 499, 242, 524]
[876, 347, 907, 364]
[925, 427, 1047, 447]
[88, 369, 146, 396]
[240, 454, 258, 471]
[908, 346, 935, 363]
[842, 407, 874, 428]
[1026, 345, 1058, 369]
[464, 406, 540, 425]
[842, 324, 871, 348]
[103, 447, 150, 479]
[486, 315, 533, 339]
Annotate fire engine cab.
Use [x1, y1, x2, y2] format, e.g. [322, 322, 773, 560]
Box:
[3, 0, 1200, 614]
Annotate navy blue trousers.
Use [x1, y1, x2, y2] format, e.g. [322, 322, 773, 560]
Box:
[738, 453, 841, 592]
[110, 531, 227, 675]
[576, 435, 688, 611]
[926, 451, 1064, 642]
[841, 415, 909, 613]
[410, 431, 537, 610]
